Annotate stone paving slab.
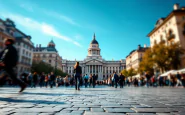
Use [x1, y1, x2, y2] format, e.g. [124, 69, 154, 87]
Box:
[0, 86, 185, 115]
[85, 111, 125, 115]
[132, 108, 176, 113]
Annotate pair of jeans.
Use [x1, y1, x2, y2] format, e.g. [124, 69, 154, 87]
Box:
[75, 74, 80, 90]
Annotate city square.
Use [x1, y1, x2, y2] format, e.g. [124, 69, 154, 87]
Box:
[0, 0, 185, 115]
[0, 86, 185, 115]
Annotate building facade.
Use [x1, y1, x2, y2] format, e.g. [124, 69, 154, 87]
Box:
[33, 40, 63, 71]
[62, 34, 126, 80]
[126, 44, 148, 71]
[147, 4, 185, 68]
[0, 18, 34, 76]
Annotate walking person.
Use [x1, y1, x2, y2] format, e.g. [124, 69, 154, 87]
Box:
[119, 73, 125, 88]
[73, 62, 82, 90]
[145, 72, 151, 88]
[49, 72, 55, 88]
[84, 74, 89, 88]
[92, 74, 96, 88]
[39, 72, 45, 88]
[89, 74, 93, 87]
[113, 72, 119, 88]
[70, 75, 74, 87]
[31, 72, 38, 88]
[45, 74, 49, 88]
[176, 72, 182, 87]
[0, 38, 26, 92]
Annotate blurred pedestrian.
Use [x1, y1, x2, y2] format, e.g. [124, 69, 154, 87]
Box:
[39, 72, 45, 88]
[0, 38, 26, 92]
[84, 74, 89, 88]
[49, 72, 55, 88]
[31, 72, 38, 88]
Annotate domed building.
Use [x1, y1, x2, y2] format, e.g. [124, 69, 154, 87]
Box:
[33, 40, 63, 71]
[62, 33, 126, 80]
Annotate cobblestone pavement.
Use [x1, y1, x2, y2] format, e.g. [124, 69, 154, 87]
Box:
[0, 86, 185, 115]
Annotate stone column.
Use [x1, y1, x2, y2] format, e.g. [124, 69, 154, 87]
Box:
[89, 65, 90, 74]
[95, 65, 96, 74]
[92, 65, 94, 74]
[102, 66, 104, 74]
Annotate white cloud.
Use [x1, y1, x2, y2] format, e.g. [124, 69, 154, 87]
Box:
[44, 11, 80, 27]
[0, 13, 82, 47]
[20, 4, 34, 12]
[74, 34, 83, 40]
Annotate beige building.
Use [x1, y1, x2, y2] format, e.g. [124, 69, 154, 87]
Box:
[147, 4, 185, 68]
[62, 34, 126, 80]
[33, 40, 63, 71]
[126, 45, 148, 71]
[0, 18, 34, 76]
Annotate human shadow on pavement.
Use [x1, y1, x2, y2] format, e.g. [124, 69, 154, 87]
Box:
[22, 92, 81, 96]
[0, 97, 66, 104]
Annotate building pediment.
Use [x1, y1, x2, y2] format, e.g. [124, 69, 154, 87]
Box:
[85, 59, 103, 65]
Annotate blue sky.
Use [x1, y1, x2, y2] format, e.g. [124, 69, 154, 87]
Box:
[0, 0, 185, 60]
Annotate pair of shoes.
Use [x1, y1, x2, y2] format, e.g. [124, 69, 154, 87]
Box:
[19, 84, 27, 93]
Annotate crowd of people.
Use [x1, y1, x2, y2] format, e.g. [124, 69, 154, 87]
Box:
[106, 72, 185, 88]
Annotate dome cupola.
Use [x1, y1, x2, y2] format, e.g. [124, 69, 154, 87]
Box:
[48, 39, 55, 48]
[91, 33, 99, 45]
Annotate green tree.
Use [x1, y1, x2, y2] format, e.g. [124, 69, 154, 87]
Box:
[166, 42, 184, 70]
[121, 69, 129, 77]
[121, 68, 137, 78]
[127, 68, 137, 77]
[138, 48, 154, 76]
[138, 42, 184, 74]
[31, 61, 67, 76]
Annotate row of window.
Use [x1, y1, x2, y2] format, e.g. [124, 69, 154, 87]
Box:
[16, 42, 33, 51]
[22, 49, 32, 57]
[152, 17, 185, 39]
[34, 54, 57, 58]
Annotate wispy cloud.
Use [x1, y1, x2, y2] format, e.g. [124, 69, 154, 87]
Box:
[0, 13, 82, 47]
[74, 34, 83, 40]
[20, 4, 34, 12]
[44, 11, 80, 27]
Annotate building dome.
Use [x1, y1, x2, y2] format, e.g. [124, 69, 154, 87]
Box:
[48, 39, 55, 47]
[91, 33, 99, 45]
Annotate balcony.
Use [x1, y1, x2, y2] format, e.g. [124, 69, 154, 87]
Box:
[167, 34, 175, 41]
[159, 40, 166, 44]
[183, 30, 185, 35]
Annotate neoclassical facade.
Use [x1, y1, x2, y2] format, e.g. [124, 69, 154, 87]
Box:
[62, 34, 126, 80]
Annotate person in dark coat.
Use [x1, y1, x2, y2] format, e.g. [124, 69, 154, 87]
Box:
[113, 72, 119, 88]
[89, 74, 93, 87]
[31, 72, 38, 88]
[49, 72, 56, 88]
[39, 72, 45, 88]
[92, 74, 97, 88]
[0, 38, 26, 92]
[119, 73, 125, 88]
[73, 62, 82, 90]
